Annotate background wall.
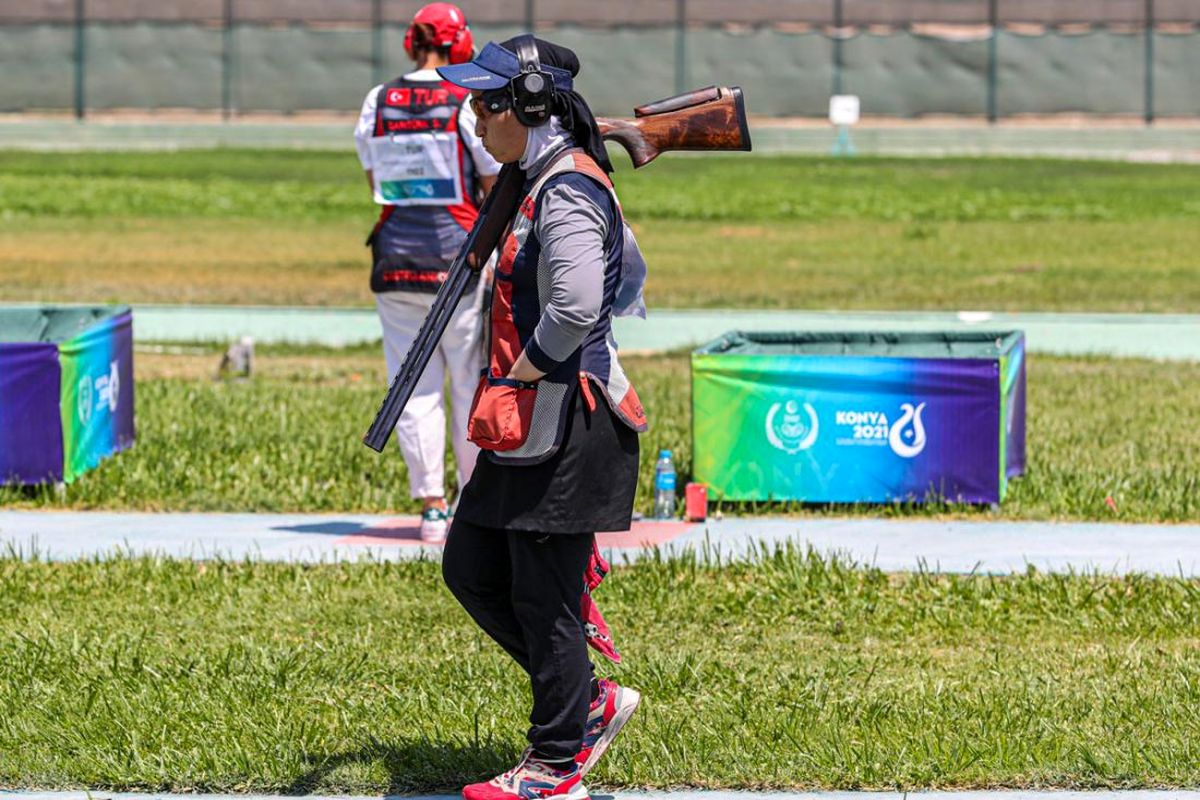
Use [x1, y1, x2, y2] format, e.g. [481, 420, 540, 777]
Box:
[1, 1, 1197, 118]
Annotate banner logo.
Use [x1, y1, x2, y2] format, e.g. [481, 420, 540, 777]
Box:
[77, 361, 120, 425]
[766, 400, 819, 454]
[833, 402, 928, 457]
[77, 375, 93, 425]
[97, 360, 120, 413]
[888, 402, 926, 458]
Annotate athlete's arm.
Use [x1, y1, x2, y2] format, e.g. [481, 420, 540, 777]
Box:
[354, 87, 380, 196]
[510, 179, 608, 382]
[507, 351, 545, 383]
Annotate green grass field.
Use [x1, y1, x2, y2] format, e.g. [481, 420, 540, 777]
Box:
[2, 551, 1197, 792]
[2, 347, 1197, 522]
[3, 151, 1199, 310]
[2, 148, 1199, 793]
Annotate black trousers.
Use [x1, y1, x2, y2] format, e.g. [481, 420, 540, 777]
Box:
[442, 518, 595, 760]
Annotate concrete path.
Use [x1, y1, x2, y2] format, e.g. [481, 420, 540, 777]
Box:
[2, 512, 1197, 576]
[121, 304, 1200, 361]
[4, 117, 1200, 163]
[751, 122, 1200, 164]
[7, 790, 1200, 800]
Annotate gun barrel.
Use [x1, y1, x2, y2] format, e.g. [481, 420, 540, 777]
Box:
[363, 251, 475, 452]
[362, 164, 524, 452]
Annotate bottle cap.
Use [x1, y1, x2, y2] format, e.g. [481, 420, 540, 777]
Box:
[659, 449, 671, 458]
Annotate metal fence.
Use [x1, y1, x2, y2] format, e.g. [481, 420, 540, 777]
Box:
[1, 0, 1198, 119]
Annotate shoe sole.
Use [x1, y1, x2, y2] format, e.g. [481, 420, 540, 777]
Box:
[579, 687, 641, 777]
[556, 782, 591, 800]
[461, 773, 588, 800]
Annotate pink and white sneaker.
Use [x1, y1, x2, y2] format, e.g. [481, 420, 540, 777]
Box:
[419, 506, 449, 544]
[576, 678, 642, 776]
[463, 750, 589, 800]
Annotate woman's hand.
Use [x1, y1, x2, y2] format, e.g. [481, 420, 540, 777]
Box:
[507, 352, 546, 384]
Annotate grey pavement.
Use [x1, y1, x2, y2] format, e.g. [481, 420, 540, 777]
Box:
[750, 123, 1200, 164]
[4, 117, 1200, 163]
[109, 304, 1200, 361]
[2, 511, 1198, 576]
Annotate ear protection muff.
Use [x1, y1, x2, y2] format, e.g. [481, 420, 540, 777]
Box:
[403, 25, 417, 61]
[447, 25, 474, 64]
[509, 35, 556, 127]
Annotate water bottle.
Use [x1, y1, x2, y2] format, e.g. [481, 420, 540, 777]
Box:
[653, 449, 676, 519]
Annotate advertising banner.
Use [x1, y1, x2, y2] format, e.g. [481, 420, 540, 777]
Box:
[692, 331, 1026, 505]
[0, 342, 64, 483]
[0, 306, 135, 485]
[58, 308, 136, 482]
[1000, 339, 1027, 484]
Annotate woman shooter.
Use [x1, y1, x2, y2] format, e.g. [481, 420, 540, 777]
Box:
[437, 35, 646, 800]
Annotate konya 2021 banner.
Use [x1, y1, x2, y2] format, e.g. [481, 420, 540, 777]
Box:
[0, 306, 135, 485]
[691, 331, 1025, 505]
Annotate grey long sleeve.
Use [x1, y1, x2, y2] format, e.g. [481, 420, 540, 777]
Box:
[523, 181, 610, 373]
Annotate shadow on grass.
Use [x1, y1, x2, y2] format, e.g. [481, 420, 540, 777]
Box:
[283, 738, 521, 795]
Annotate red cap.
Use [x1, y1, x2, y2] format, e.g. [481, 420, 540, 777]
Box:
[412, 3, 468, 48]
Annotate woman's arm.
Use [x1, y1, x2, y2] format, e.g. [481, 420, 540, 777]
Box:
[509, 177, 610, 381]
[507, 350, 545, 383]
[353, 87, 379, 196]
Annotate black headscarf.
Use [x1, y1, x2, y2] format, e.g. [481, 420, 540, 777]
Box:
[499, 36, 613, 175]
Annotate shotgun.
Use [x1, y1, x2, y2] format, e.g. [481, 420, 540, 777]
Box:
[363, 85, 751, 452]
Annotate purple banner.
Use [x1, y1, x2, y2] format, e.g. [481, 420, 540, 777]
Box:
[0, 342, 64, 484]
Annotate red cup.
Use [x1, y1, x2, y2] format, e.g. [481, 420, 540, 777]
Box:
[685, 482, 707, 522]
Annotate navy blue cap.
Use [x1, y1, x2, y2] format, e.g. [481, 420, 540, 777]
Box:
[437, 41, 574, 93]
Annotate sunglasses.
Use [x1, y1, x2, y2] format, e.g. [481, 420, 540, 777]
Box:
[470, 89, 512, 118]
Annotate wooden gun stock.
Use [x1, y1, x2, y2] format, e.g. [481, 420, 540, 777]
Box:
[597, 85, 751, 168]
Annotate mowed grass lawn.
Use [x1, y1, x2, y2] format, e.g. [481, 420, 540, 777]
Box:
[2, 150, 1199, 310]
[2, 347, 1198, 522]
[2, 151, 1199, 794]
[1, 551, 1197, 792]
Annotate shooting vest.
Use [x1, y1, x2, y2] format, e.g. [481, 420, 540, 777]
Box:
[467, 149, 648, 466]
[367, 76, 481, 294]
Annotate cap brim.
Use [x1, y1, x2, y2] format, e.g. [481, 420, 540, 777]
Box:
[437, 62, 510, 91]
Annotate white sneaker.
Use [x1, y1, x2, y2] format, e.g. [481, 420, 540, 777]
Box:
[419, 506, 449, 544]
